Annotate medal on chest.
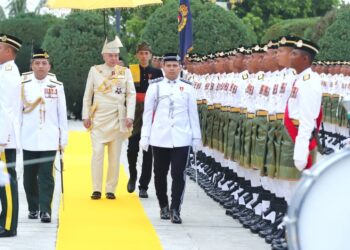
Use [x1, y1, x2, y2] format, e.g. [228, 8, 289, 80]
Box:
[246, 83, 254, 95]
[290, 86, 299, 99]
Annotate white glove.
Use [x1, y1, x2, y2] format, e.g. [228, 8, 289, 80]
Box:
[294, 160, 307, 172]
[0, 161, 10, 186]
[139, 137, 150, 152]
[192, 139, 202, 152]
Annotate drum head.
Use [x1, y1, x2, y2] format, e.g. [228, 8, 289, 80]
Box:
[288, 149, 350, 250]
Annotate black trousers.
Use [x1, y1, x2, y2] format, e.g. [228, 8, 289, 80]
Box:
[152, 146, 190, 211]
[0, 149, 18, 232]
[127, 133, 153, 190]
[23, 150, 56, 215]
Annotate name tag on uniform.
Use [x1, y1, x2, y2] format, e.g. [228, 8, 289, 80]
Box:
[44, 87, 58, 98]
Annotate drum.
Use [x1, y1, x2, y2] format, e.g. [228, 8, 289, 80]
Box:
[285, 148, 350, 250]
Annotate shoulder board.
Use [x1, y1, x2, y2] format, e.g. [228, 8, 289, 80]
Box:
[149, 77, 164, 84]
[50, 79, 62, 85]
[5, 64, 12, 71]
[22, 71, 33, 75]
[22, 79, 32, 84]
[303, 74, 310, 81]
[48, 72, 56, 76]
[180, 78, 191, 84]
[242, 73, 249, 80]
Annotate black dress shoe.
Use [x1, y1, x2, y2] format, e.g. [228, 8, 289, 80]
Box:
[106, 192, 116, 199]
[40, 212, 51, 223]
[127, 178, 136, 193]
[160, 206, 170, 220]
[170, 209, 182, 224]
[272, 241, 288, 250]
[265, 228, 285, 244]
[28, 211, 39, 219]
[0, 227, 16, 237]
[91, 191, 101, 200]
[139, 189, 148, 198]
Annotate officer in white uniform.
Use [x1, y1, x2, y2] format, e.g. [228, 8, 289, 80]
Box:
[0, 33, 22, 237]
[21, 49, 68, 223]
[140, 53, 201, 224]
[82, 36, 136, 200]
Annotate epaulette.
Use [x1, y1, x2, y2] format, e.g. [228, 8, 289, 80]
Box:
[180, 78, 191, 84]
[149, 77, 164, 84]
[22, 79, 32, 84]
[303, 74, 310, 81]
[242, 73, 249, 80]
[5, 64, 12, 71]
[22, 71, 33, 75]
[48, 72, 56, 76]
[50, 79, 62, 85]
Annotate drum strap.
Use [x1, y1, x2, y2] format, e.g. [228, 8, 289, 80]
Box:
[284, 102, 322, 169]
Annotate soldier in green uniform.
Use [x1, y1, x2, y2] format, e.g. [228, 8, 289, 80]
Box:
[127, 42, 163, 197]
[0, 33, 22, 237]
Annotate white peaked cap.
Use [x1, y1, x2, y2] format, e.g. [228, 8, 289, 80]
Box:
[101, 36, 123, 54]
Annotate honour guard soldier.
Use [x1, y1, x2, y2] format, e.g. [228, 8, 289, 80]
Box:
[0, 33, 22, 237]
[82, 36, 136, 200]
[286, 39, 322, 174]
[127, 42, 163, 197]
[140, 53, 201, 224]
[21, 49, 68, 223]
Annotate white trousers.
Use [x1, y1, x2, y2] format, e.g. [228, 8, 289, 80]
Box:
[91, 137, 124, 193]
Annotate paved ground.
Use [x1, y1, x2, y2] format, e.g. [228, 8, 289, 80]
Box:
[0, 121, 270, 250]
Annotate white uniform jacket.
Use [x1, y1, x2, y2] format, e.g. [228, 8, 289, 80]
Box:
[21, 76, 68, 151]
[0, 60, 22, 149]
[287, 68, 322, 166]
[82, 64, 136, 143]
[141, 77, 201, 148]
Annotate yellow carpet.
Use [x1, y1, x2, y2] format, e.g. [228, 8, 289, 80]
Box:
[56, 131, 162, 250]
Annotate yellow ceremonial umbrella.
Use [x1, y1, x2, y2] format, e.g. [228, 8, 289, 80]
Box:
[46, 0, 163, 9]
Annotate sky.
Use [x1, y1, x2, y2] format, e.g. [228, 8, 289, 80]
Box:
[0, 0, 70, 16]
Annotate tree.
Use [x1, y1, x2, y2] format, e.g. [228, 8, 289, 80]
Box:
[118, 5, 161, 63]
[0, 6, 6, 20]
[309, 8, 338, 43]
[0, 13, 60, 72]
[262, 17, 320, 43]
[35, 0, 47, 14]
[6, 0, 27, 17]
[233, 0, 339, 40]
[42, 11, 115, 119]
[311, 0, 339, 16]
[317, 5, 350, 61]
[142, 0, 256, 56]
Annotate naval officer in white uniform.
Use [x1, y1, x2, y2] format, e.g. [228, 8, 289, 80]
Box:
[140, 53, 201, 224]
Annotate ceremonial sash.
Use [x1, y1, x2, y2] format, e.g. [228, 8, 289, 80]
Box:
[284, 103, 322, 169]
[136, 93, 146, 103]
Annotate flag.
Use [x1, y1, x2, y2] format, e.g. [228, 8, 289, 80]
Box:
[178, 0, 193, 62]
